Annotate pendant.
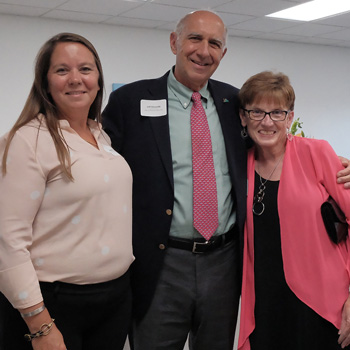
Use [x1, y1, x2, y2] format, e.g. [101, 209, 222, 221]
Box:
[253, 201, 265, 216]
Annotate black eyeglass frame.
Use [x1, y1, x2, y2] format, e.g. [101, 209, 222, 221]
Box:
[242, 108, 290, 121]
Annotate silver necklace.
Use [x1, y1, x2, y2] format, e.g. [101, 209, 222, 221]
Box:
[253, 154, 284, 216]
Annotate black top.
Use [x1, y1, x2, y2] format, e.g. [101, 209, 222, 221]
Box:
[250, 172, 342, 350]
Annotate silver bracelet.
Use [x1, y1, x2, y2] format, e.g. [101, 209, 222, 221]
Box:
[20, 304, 46, 319]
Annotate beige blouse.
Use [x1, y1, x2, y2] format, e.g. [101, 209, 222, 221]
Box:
[0, 115, 134, 309]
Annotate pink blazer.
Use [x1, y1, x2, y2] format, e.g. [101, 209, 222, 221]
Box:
[238, 136, 350, 350]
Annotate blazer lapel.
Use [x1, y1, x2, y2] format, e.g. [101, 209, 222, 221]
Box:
[208, 79, 236, 150]
[208, 79, 246, 200]
[147, 72, 174, 189]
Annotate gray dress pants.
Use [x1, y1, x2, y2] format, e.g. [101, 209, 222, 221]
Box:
[132, 238, 240, 350]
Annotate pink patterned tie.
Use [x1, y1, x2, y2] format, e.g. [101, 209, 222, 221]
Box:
[191, 92, 218, 240]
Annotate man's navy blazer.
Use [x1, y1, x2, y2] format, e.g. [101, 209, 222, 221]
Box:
[102, 71, 247, 321]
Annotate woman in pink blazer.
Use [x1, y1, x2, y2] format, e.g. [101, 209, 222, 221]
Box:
[237, 71, 350, 350]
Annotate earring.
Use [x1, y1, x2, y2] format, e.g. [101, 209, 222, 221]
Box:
[287, 129, 293, 141]
[241, 126, 248, 139]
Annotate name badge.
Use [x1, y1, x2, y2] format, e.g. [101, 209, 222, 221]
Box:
[140, 99, 167, 117]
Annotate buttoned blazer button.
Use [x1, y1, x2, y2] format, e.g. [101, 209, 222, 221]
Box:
[166, 209, 172, 215]
[159, 244, 166, 250]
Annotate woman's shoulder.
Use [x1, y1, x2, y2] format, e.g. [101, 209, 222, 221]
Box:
[20, 114, 50, 134]
[292, 135, 331, 151]
[8, 115, 52, 151]
[15, 114, 45, 131]
[290, 136, 337, 163]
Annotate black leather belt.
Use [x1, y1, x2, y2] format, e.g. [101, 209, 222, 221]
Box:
[167, 226, 237, 254]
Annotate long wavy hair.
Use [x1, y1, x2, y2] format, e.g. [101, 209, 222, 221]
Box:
[1, 32, 105, 180]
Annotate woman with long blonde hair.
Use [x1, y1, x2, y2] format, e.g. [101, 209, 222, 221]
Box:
[0, 33, 134, 350]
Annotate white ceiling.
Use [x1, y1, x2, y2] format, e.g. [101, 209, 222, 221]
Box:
[1, 0, 350, 48]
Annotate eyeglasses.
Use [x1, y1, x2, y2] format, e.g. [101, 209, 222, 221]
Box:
[243, 108, 290, 121]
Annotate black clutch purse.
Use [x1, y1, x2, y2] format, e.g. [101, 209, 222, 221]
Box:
[321, 196, 348, 244]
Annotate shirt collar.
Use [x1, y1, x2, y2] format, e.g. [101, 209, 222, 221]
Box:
[168, 67, 210, 109]
[37, 114, 102, 137]
[58, 117, 100, 129]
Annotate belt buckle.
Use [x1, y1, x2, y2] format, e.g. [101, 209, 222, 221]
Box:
[192, 240, 210, 254]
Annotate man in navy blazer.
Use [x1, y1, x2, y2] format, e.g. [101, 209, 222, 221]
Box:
[102, 10, 247, 350]
[102, 9, 350, 350]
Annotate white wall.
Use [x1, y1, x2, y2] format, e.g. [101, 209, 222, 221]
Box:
[0, 13, 349, 157]
[0, 13, 349, 350]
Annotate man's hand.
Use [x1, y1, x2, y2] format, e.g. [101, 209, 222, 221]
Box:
[339, 294, 350, 348]
[337, 156, 350, 189]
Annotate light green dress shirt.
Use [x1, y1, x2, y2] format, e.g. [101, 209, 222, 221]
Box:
[167, 69, 236, 239]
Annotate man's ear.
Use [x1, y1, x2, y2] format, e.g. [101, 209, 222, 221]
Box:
[221, 47, 227, 59]
[170, 32, 177, 55]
